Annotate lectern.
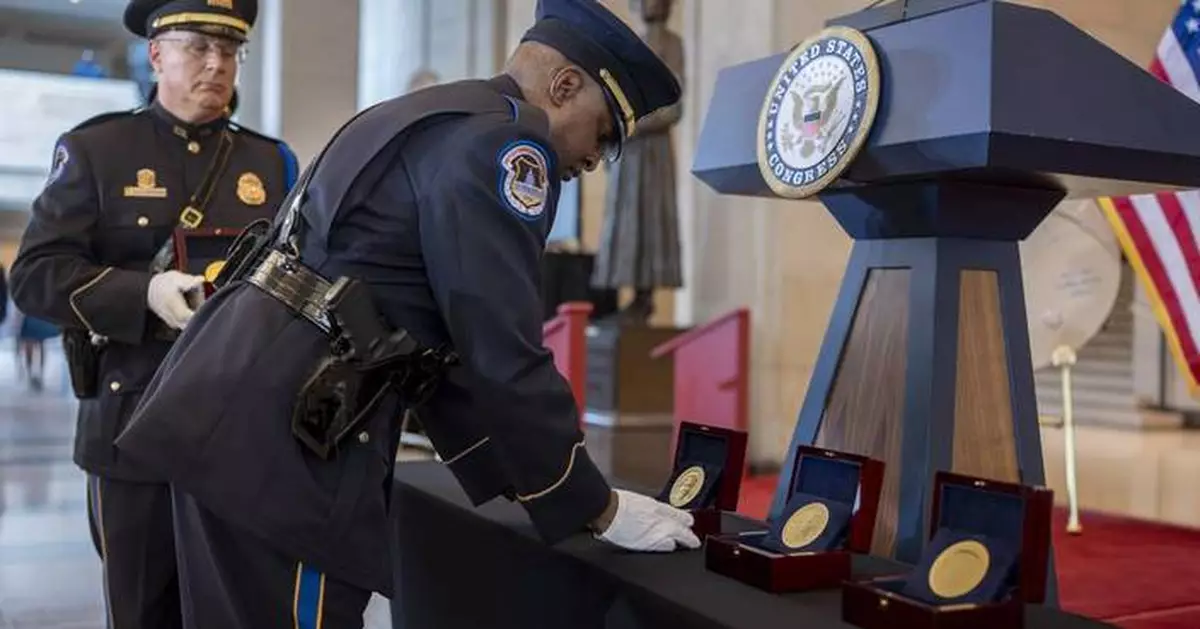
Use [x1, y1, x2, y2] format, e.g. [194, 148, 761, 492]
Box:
[692, 0, 1200, 570]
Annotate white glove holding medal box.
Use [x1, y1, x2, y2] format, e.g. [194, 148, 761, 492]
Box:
[655, 421, 749, 540]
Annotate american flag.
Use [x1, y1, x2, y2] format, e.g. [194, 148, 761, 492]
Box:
[1097, 0, 1200, 394]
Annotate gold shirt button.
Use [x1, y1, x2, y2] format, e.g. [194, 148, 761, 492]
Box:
[187, 141, 200, 154]
[109, 381, 121, 392]
[136, 216, 149, 227]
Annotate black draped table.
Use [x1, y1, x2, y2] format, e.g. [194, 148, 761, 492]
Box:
[390, 461, 1115, 629]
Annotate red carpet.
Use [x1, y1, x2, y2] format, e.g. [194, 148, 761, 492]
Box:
[735, 475, 1200, 629]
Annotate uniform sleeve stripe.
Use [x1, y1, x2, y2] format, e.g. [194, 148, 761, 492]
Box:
[516, 440, 587, 503]
[292, 561, 326, 629]
[442, 437, 490, 465]
[68, 267, 114, 335]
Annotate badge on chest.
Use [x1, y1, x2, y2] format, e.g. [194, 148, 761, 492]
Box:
[237, 172, 266, 206]
[124, 169, 168, 199]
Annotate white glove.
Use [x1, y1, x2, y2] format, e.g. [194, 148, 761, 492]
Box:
[147, 271, 205, 330]
[595, 489, 702, 552]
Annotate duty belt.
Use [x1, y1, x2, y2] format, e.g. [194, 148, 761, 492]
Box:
[245, 249, 336, 336]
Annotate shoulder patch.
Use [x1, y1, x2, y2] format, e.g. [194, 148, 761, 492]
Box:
[496, 140, 551, 220]
[45, 141, 70, 187]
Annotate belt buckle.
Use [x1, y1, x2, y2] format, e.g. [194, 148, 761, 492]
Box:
[180, 206, 203, 229]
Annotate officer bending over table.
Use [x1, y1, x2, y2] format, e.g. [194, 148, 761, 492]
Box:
[8, 1, 295, 627]
[119, 0, 700, 626]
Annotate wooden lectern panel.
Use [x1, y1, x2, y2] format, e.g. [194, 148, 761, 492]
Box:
[952, 270, 1019, 483]
[774, 203, 1055, 568]
[816, 268, 910, 556]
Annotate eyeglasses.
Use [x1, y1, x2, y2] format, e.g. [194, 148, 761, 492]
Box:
[155, 34, 247, 63]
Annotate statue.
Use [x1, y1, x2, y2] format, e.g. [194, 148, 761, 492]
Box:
[590, 0, 684, 324]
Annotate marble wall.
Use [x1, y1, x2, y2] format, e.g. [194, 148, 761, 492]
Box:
[257, 0, 361, 166]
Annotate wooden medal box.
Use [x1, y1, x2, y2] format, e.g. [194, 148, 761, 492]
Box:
[841, 471, 1054, 629]
[705, 445, 884, 593]
[655, 421, 748, 539]
[172, 227, 241, 297]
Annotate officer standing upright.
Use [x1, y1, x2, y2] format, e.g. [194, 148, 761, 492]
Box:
[8, 1, 297, 627]
[119, 0, 698, 627]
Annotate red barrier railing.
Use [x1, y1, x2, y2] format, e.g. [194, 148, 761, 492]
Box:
[651, 308, 751, 462]
[543, 301, 593, 419]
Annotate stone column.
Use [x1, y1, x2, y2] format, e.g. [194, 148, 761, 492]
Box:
[252, 0, 360, 167]
[232, 22, 264, 132]
[358, 0, 425, 110]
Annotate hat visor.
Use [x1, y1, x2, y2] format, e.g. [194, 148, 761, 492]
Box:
[157, 23, 248, 42]
[597, 85, 626, 163]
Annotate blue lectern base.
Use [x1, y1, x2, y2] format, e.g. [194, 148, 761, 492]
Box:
[772, 181, 1059, 570]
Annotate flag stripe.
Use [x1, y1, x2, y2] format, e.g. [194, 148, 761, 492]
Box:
[1157, 28, 1200, 102]
[1150, 56, 1170, 83]
[1105, 196, 1200, 391]
[1119, 196, 1189, 347]
[1173, 190, 1200, 265]
[1169, 8, 1200, 94]
[1131, 194, 1200, 354]
[1108, 0, 1200, 395]
[1154, 191, 1200, 291]
[1118, 196, 1200, 382]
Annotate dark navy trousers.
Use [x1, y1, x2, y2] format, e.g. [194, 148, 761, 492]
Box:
[170, 488, 371, 629]
[86, 474, 183, 629]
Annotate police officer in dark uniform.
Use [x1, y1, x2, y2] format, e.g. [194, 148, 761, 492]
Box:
[119, 0, 698, 626]
[8, 1, 297, 627]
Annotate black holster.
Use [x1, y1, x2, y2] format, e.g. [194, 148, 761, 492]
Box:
[291, 277, 458, 460]
[212, 218, 273, 290]
[62, 328, 101, 399]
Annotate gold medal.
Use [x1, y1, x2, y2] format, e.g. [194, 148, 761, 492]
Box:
[781, 502, 830, 549]
[668, 465, 706, 507]
[928, 540, 991, 599]
[237, 172, 266, 206]
[204, 260, 226, 283]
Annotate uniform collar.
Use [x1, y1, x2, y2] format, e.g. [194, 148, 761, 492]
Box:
[488, 74, 525, 101]
[150, 99, 228, 140]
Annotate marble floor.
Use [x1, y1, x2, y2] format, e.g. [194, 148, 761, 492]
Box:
[0, 340, 395, 629]
[3, 340, 1198, 628]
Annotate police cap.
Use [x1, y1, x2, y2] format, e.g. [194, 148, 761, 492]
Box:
[521, 0, 681, 152]
[124, 0, 257, 42]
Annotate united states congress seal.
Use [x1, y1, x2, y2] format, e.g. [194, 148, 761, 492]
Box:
[756, 25, 881, 199]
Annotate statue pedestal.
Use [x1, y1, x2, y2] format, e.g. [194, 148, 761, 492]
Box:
[584, 323, 684, 417]
[583, 322, 687, 489]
